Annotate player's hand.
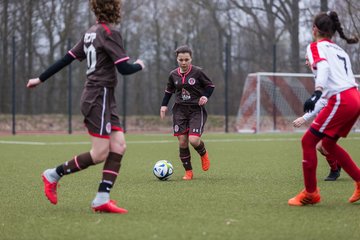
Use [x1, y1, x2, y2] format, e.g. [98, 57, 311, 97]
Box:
[27, 78, 42, 88]
[304, 90, 322, 113]
[198, 96, 208, 106]
[160, 106, 168, 119]
[293, 117, 306, 128]
[134, 59, 145, 69]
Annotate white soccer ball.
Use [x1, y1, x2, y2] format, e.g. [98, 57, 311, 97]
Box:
[153, 160, 174, 181]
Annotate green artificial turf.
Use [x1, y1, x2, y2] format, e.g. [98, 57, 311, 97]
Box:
[0, 133, 359, 240]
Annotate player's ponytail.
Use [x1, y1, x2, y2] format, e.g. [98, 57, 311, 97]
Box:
[328, 11, 359, 44]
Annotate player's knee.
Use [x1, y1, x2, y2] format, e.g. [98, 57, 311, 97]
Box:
[321, 137, 336, 155]
[110, 141, 127, 155]
[316, 145, 329, 156]
[188, 136, 200, 147]
[302, 158, 317, 170]
[178, 139, 188, 148]
[113, 142, 126, 155]
[91, 148, 110, 164]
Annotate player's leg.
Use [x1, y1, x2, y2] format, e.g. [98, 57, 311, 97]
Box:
[316, 141, 341, 181]
[288, 129, 322, 206]
[322, 137, 360, 203]
[42, 136, 108, 205]
[92, 130, 128, 213]
[172, 104, 193, 180]
[188, 105, 210, 171]
[189, 135, 210, 171]
[321, 88, 360, 202]
[42, 86, 112, 205]
[178, 134, 193, 180]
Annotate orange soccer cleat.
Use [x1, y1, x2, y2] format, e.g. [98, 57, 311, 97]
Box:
[201, 152, 210, 171]
[182, 170, 193, 180]
[92, 200, 128, 214]
[349, 181, 360, 203]
[42, 173, 58, 205]
[288, 188, 321, 206]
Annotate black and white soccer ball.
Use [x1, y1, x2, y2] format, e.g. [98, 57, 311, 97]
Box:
[153, 160, 174, 181]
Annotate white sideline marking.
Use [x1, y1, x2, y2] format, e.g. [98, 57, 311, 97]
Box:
[0, 137, 359, 146]
[0, 141, 89, 145]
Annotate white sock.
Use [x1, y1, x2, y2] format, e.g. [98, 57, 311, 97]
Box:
[43, 168, 61, 183]
[92, 192, 110, 207]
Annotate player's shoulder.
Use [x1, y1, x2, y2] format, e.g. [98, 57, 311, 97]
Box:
[189, 65, 206, 76]
[307, 40, 330, 54]
[169, 68, 178, 76]
[307, 41, 320, 50]
[191, 65, 202, 71]
[92, 23, 121, 37]
[315, 39, 341, 49]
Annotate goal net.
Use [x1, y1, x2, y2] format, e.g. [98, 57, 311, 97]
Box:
[235, 72, 360, 133]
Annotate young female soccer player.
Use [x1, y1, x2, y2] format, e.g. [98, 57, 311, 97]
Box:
[160, 45, 215, 180]
[27, 0, 144, 213]
[288, 11, 360, 206]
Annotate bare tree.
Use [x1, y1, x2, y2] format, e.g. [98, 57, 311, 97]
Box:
[320, 0, 328, 11]
[0, 0, 358, 119]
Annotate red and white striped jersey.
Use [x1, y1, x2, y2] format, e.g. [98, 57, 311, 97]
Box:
[306, 39, 358, 98]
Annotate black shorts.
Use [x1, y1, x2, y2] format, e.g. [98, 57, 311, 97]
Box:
[80, 87, 122, 139]
[172, 103, 207, 136]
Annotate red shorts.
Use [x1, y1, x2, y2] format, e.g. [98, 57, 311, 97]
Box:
[311, 87, 360, 138]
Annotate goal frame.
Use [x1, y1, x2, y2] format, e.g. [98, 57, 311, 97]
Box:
[236, 72, 360, 133]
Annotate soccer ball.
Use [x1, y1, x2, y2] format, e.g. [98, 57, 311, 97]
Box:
[153, 160, 174, 181]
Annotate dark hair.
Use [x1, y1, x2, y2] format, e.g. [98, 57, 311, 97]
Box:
[175, 45, 192, 57]
[90, 0, 122, 24]
[313, 11, 358, 44]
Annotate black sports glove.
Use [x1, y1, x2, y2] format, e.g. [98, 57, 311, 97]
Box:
[303, 90, 322, 113]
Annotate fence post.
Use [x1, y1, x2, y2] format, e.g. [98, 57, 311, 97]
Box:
[272, 43, 277, 131]
[224, 41, 230, 133]
[12, 35, 16, 135]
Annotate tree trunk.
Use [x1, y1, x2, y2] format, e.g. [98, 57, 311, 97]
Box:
[321, 0, 328, 12]
[290, 0, 300, 72]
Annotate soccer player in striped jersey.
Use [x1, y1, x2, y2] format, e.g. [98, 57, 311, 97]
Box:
[288, 11, 360, 206]
[27, 0, 144, 213]
[160, 45, 215, 180]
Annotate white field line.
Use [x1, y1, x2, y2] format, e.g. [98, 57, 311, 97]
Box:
[1, 137, 360, 146]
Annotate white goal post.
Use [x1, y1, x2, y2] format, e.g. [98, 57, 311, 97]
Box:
[235, 72, 360, 133]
